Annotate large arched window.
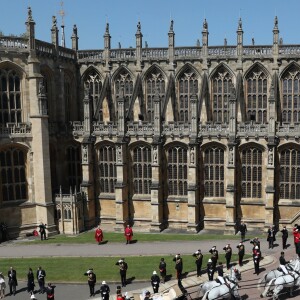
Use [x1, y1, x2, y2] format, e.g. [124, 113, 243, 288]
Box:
[279, 147, 300, 199]
[115, 70, 133, 120]
[66, 146, 82, 191]
[203, 146, 224, 197]
[145, 68, 165, 122]
[178, 68, 198, 122]
[281, 66, 300, 123]
[211, 66, 232, 123]
[132, 145, 152, 195]
[84, 70, 102, 119]
[167, 146, 188, 196]
[0, 148, 27, 201]
[246, 66, 268, 123]
[0, 69, 22, 124]
[97, 144, 116, 193]
[241, 147, 262, 198]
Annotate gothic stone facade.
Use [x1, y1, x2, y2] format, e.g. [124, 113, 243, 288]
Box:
[0, 10, 299, 236]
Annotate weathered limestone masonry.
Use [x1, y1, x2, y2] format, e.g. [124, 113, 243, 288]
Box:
[1, 8, 300, 236]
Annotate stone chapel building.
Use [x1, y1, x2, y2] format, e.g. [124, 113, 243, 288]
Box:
[0, 8, 299, 236]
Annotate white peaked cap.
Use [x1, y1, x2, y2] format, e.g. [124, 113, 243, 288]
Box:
[102, 281, 106, 284]
[119, 260, 123, 263]
[153, 271, 157, 274]
[208, 259, 212, 262]
[255, 246, 259, 249]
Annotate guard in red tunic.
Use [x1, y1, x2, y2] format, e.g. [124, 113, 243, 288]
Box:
[95, 226, 103, 245]
[124, 225, 133, 244]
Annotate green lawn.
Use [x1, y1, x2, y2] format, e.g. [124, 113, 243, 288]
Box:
[0, 254, 251, 283]
[23, 231, 261, 245]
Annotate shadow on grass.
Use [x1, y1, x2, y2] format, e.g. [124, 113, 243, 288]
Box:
[165, 274, 173, 282]
[130, 240, 138, 244]
[127, 276, 136, 284]
[99, 240, 108, 245]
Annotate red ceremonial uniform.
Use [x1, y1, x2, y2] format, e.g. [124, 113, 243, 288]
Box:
[124, 226, 133, 243]
[95, 227, 103, 243]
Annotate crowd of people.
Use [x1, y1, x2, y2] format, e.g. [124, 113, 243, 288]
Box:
[1, 221, 299, 299]
[0, 266, 55, 299]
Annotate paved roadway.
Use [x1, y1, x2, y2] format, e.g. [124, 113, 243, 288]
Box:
[0, 235, 297, 300]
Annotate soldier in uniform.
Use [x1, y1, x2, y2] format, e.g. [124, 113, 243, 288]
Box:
[206, 259, 214, 281]
[172, 254, 183, 280]
[253, 246, 261, 275]
[150, 271, 160, 293]
[237, 242, 245, 266]
[116, 258, 128, 287]
[279, 251, 289, 275]
[216, 262, 225, 284]
[84, 268, 96, 297]
[209, 246, 219, 269]
[223, 244, 232, 270]
[158, 258, 166, 283]
[100, 281, 110, 300]
[193, 249, 203, 277]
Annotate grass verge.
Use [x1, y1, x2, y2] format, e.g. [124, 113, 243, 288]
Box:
[0, 254, 252, 283]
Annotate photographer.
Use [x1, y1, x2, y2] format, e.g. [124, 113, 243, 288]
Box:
[223, 244, 232, 270]
[209, 246, 218, 269]
[84, 268, 96, 297]
[116, 259, 128, 287]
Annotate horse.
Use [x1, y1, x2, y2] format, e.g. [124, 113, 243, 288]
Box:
[260, 258, 300, 289]
[202, 281, 241, 300]
[198, 267, 241, 297]
[260, 270, 300, 300]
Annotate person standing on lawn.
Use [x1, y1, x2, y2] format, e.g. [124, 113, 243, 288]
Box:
[124, 225, 133, 244]
[37, 266, 46, 294]
[8, 266, 17, 296]
[84, 268, 96, 297]
[159, 258, 166, 283]
[239, 221, 247, 242]
[193, 249, 203, 277]
[116, 258, 128, 287]
[27, 267, 35, 294]
[95, 225, 103, 245]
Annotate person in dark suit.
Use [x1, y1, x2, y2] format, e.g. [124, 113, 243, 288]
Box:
[8, 266, 17, 296]
[237, 242, 245, 266]
[158, 258, 166, 283]
[239, 221, 247, 241]
[36, 266, 46, 294]
[281, 226, 288, 249]
[38, 223, 47, 241]
[27, 267, 35, 294]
